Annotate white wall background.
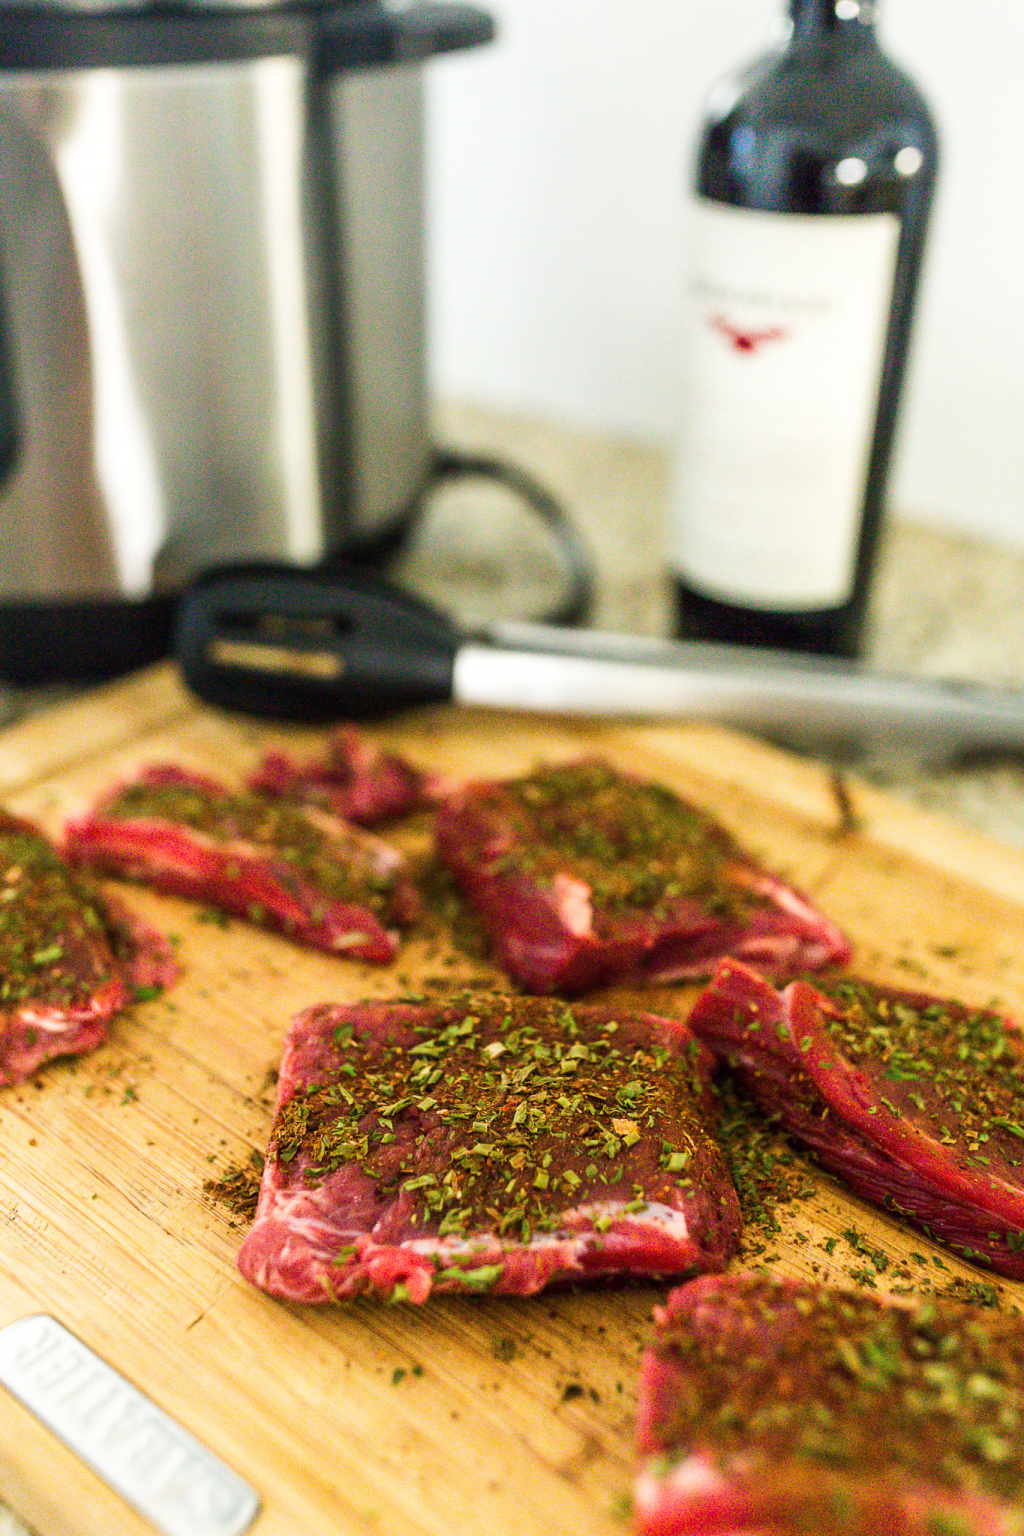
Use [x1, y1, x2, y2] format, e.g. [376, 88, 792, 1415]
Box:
[424, 1, 1024, 548]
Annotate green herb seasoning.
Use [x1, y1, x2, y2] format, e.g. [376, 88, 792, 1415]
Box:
[0, 823, 116, 1011]
[412, 854, 492, 961]
[814, 979, 1024, 1176]
[650, 1277, 1024, 1512]
[106, 780, 401, 916]
[486, 761, 753, 924]
[268, 993, 729, 1246]
[715, 1076, 818, 1240]
[204, 1152, 265, 1223]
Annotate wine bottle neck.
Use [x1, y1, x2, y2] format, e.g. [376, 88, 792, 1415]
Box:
[786, 0, 878, 39]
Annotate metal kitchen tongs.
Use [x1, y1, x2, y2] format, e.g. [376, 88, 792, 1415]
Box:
[175, 561, 1024, 757]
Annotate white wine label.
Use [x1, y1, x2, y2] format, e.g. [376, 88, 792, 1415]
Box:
[0, 1314, 260, 1536]
[670, 200, 900, 609]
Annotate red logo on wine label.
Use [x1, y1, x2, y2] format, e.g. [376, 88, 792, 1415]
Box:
[708, 313, 788, 354]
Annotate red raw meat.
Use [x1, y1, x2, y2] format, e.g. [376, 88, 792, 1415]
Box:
[237, 992, 741, 1304]
[64, 764, 420, 963]
[687, 957, 1024, 1278]
[247, 726, 448, 825]
[1, 809, 178, 1085]
[635, 1273, 1024, 1536]
[434, 759, 851, 995]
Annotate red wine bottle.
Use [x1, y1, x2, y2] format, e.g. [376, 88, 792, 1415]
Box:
[670, 0, 938, 658]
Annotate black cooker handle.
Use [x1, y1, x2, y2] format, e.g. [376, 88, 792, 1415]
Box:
[318, 4, 495, 73]
[0, 3, 493, 75]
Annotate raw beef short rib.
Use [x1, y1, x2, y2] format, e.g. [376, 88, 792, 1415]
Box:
[434, 759, 851, 995]
[635, 1273, 1024, 1536]
[687, 957, 1024, 1278]
[64, 764, 421, 963]
[1, 809, 178, 1085]
[248, 727, 447, 826]
[237, 992, 741, 1303]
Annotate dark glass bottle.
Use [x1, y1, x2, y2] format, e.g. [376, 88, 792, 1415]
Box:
[670, 0, 938, 658]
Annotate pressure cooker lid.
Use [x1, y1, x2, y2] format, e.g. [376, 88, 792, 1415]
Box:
[0, 0, 493, 72]
[0, 0, 472, 13]
[13, 0, 368, 8]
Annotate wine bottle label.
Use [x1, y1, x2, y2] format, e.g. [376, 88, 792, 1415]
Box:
[670, 199, 900, 610]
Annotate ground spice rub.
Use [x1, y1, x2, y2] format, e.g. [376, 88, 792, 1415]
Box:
[1, 809, 178, 1085]
[434, 759, 851, 995]
[237, 992, 741, 1303]
[64, 764, 421, 962]
[634, 1273, 1024, 1536]
[688, 957, 1024, 1279]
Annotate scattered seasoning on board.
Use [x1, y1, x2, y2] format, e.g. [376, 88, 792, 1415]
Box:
[205, 1151, 265, 1222]
[651, 1278, 1024, 1508]
[1, 823, 119, 1011]
[105, 780, 402, 916]
[842, 1226, 890, 1277]
[608, 1491, 633, 1523]
[269, 992, 722, 1247]
[485, 761, 755, 922]
[714, 1074, 818, 1246]
[195, 907, 232, 929]
[938, 1278, 1007, 1312]
[412, 854, 493, 961]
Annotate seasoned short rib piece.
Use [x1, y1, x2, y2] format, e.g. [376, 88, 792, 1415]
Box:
[688, 957, 1024, 1278]
[64, 765, 420, 963]
[635, 1273, 1024, 1536]
[1, 809, 178, 1085]
[248, 726, 447, 826]
[237, 992, 741, 1303]
[433, 760, 851, 995]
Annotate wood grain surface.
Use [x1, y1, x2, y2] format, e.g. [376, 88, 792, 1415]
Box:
[2, 661, 1024, 1536]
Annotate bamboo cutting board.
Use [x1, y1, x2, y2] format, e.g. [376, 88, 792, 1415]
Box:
[3, 661, 1024, 1536]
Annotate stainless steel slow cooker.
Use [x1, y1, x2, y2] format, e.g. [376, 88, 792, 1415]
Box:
[0, 0, 493, 680]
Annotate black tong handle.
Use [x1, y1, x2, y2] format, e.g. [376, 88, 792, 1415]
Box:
[175, 563, 460, 723]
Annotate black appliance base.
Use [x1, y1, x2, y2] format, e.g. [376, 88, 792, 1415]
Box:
[0, 595, 180, 686]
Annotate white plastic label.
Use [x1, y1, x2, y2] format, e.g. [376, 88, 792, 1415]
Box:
[670, 200, 900, 609]
[0, 1315, 259, 1536]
